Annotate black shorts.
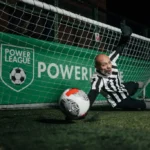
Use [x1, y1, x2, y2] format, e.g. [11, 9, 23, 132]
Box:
[123, 81, 139, 96]
[116, 82, 146, 110]
[116, 97, 146, 110]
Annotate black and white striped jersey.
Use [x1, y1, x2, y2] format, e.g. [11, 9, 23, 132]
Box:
[88, 45, 129, 107]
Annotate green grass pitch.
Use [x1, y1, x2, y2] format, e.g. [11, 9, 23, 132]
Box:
[0, 106, 150, 150]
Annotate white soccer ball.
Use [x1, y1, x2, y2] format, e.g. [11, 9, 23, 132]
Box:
[10, 67, 26, 85]
[59, 88, 90, 119]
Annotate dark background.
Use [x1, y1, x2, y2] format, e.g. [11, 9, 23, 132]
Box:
[0, 0, 149, 37]
[56, 0, 150, 36]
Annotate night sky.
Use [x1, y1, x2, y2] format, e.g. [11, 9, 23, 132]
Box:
[107, 0, 149, 26]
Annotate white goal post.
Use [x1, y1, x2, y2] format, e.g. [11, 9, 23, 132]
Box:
[0, 0, 150, 109]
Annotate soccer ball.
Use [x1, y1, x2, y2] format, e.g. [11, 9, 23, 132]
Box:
[10, 67, 26, 85]
[59, 88, 90, 119]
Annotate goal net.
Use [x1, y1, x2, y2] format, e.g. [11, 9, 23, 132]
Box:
[0, 0, 150, 108]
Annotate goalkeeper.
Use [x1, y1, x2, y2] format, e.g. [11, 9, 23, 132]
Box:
[88, 22, 146, 110]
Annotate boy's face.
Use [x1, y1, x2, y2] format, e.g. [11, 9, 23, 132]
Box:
[95, 54, 112, 76]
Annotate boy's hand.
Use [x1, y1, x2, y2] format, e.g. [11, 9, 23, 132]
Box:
[120, 22, 132, 38]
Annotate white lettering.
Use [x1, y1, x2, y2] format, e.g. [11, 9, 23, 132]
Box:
[16, 50, 23, 57]
[37, 62, 94, 81]
[4, 48, 31, 64]
[60, 64, 74, 79]
[5, 48, 9, 54]
[5, 56, 30, 64]
[47, 63, 59, 79]
[89, 68, 93, 79]
[13, 56, 17, 62]
[10, 49, 15, 56]
[38, 62, 46, 78]
[27, 52, 30, 57]
[75, 66, 80, 80]
[82, 67, 88, 80]
[9, 56, 13, 62]
[5, 55, 9, 62]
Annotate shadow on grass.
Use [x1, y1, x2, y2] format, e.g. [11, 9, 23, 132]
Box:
[90, 105, 150, 111]
[91, 106, 115, 111]
[36, 117, 75, 124]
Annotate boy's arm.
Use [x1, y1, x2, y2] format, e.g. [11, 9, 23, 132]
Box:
[109, 22, 132, 62]
[88, 76, 103, 107]
[88, 89, 99, 107]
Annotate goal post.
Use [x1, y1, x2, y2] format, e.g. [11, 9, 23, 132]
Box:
[0, 0, 150, 109]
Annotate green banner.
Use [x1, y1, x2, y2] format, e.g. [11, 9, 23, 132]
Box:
[0, 33, 97, 105]
[1, 44, 34, 92]
[0, 32, 149, 105]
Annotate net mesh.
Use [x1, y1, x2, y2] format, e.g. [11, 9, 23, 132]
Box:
[0, 0, 150, 107]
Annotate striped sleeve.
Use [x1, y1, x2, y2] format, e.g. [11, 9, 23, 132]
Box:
[91, 75, 103, 92]
[88, 75, 103, 107]
[109, 51, 119, 63]
[109, 41, 127, 63]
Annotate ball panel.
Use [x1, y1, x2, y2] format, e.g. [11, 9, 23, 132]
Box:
[11, 76, 16, 81]
[71, 94, 90, 116]
[15, 73, 21, 80]
[59, 88, 90, 120]
[10, 67, 26, 85]
[20, 70, 26, 77]
[15, 68, 21, 73]
[20, 77, 25, 82]
[60, 98, 80, 119]
[15, 79, 21, 84]
[66, 88, 79, 96]
[10, 68, 16, 76]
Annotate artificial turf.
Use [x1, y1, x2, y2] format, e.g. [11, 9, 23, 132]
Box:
[0, 107, 150, 150]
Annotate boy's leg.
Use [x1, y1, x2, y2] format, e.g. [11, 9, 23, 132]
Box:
[122, 81, 139, 96]
[116, 97, 146, 110]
